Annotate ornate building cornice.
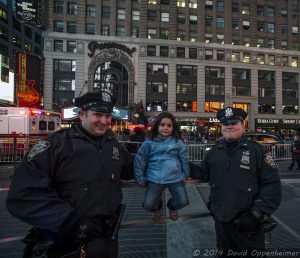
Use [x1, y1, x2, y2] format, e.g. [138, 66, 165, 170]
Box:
[88, 41, 136, 58]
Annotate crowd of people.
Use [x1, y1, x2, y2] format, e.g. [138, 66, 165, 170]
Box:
[6, 90, 283, 258]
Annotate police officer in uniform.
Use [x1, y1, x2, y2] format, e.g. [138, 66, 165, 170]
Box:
[6, 90, 133, 258]
[198, 107, 281, 257]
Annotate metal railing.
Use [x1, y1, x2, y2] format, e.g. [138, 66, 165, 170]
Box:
[0, 135, 292, 164]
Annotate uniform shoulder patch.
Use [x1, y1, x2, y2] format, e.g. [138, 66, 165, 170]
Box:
[27, 140, 51, 162]
[264, 152, 277, 168]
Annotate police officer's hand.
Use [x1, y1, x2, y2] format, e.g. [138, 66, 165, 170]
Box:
[70, 216, 104, 243]
[236, 211, 260, 233]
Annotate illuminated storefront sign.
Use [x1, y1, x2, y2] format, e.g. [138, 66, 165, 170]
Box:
[0, 55, 14, 103]
[15, 0, 41, 26]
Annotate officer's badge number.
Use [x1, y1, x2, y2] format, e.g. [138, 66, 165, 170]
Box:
[264, 152, 277, 168]
[27, 140, 50, 162]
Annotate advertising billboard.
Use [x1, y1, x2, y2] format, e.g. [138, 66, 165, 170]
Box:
[15, 52, 43, 106]
[0, 55, 14, 103]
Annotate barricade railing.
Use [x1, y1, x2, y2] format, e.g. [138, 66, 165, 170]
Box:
[0, 136, 292, 165]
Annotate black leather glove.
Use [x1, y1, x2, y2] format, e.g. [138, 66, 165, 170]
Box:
[70, 216, 104, 243]
[235, 211, 260, 233]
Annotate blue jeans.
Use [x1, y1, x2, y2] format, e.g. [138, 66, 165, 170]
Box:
[143, 181, 189, 211]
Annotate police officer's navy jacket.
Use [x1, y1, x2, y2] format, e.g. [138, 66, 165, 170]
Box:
[134, 136, 190, 184]
[6, 124, 133, 232]
[199, 136, 281, 222]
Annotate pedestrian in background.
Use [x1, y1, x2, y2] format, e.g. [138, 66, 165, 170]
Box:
[196, 107, 281, 257]
[134, 112, 190, 221]
[288, 135, 300, 170]
[6, 91, 133, 258]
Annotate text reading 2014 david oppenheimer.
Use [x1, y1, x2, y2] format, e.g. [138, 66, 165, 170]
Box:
[192, 249, 300, 257]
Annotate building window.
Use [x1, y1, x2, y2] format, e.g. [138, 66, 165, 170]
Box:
[67, 22, 76, 33]
[268, 23, 274, 33]
[177, 65, 197, 77]
[232, 3, 239, 12]
[160, 28, 169, 39]
[257, 23, 264, 32]
[101, 25, 110, 36]
[147, 46, 156, 56]
[205, 33, 213, 43]
[161, 12, 169, 22]
[258, 104, 275, 114]
[54, 21, 64, 32]
[205, 50, 213, 60]
[24, 41, 32, 52]
[217, 34, 224, 44]
[177, 13, 185, 23]
[35, 33, 41, 45]
[54, 40, 63, 52]
[267, 7, 274, 17]
[190, 32, 197, 42]
[232, 20, 239, 30]
[291, 57, 298, 67]
[243, 21, 250, 30]
[86, 23, 95, 34]
[160, 46, 169, 57]
[0, 7, 7, 22]
[102, 7, 110, 18]
[54, 79, 75, 91]
[243, 53, 251, 63]
[148, 0, 157, 4]
[292, 27, 299, 36]
[205, 102, 224, 112]
[281, 9, 288, 18]
[281, 41, 288, 50]
[292, 10, 298, 21]
[206, 16, 213, 26]
[257, 5, 264, 16]
[0, 26, 8, 40]
[117, 26, 125, 37]
[217, 1, 224, 12]
[54, 1, 64, 13]
[189, 48, 197, 59]
[148, 10, 157, 21]
[281, 25, 288, 35]
[177, 47, 185, 58]
[205, 0, 213, 10]
[243, 37, 250, 47]
[131, 27, 139, 38]
[161, 0, 170, 4]
[268, 55, 275, 66]
[189, 0, 197, 8]
[257, 54, 265, 64]
[86, 5, 96, 16]
[281, 56, 288, 66]
[67, 3, 77, 15]
[292, 42, 299, 51]
[205, 66, 225, 78]
[257, 38, 264, 48]
[54, 60, 76, 72]
[148, 28, 157, 39]
[12, 34, 20, 47]
[231, 52, 240, 62]
[177, 0, 185, 7]
[147, 63, 168, 75]
[67, 41, 76, 53]
[177, 31, 185, 41]
[216, 18, 224, 28]
[232, 36, 240, 45]
[117, 9, 125, 20]
[189, 15, 197, 25]
[217, 50, 224, 61]
[242, 5, 250, 15]
[132, 10, 140, 20]
[267, 39, 275, 49]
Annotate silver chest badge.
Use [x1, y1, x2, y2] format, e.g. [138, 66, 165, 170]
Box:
[112, 146, 120, 160]
[240, 150, 250, 169]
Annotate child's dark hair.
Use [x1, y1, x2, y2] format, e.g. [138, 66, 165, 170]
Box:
[150, 112, 182, 140]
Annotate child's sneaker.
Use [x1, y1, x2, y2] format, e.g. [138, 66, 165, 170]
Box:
[153, 209, 161, 221]
[169, 210, 178, 221]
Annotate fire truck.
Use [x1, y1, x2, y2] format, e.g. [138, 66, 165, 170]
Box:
[0, 107, 61, 135]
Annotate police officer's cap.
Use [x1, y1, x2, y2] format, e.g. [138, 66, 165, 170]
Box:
[217, 107, 247, 125]
[75, 90, 116, 113]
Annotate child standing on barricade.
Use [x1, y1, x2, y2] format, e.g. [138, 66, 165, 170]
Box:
[134, 112, 190, 221]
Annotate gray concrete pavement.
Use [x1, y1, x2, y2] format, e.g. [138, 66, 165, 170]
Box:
[0, 160, 300, 258]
